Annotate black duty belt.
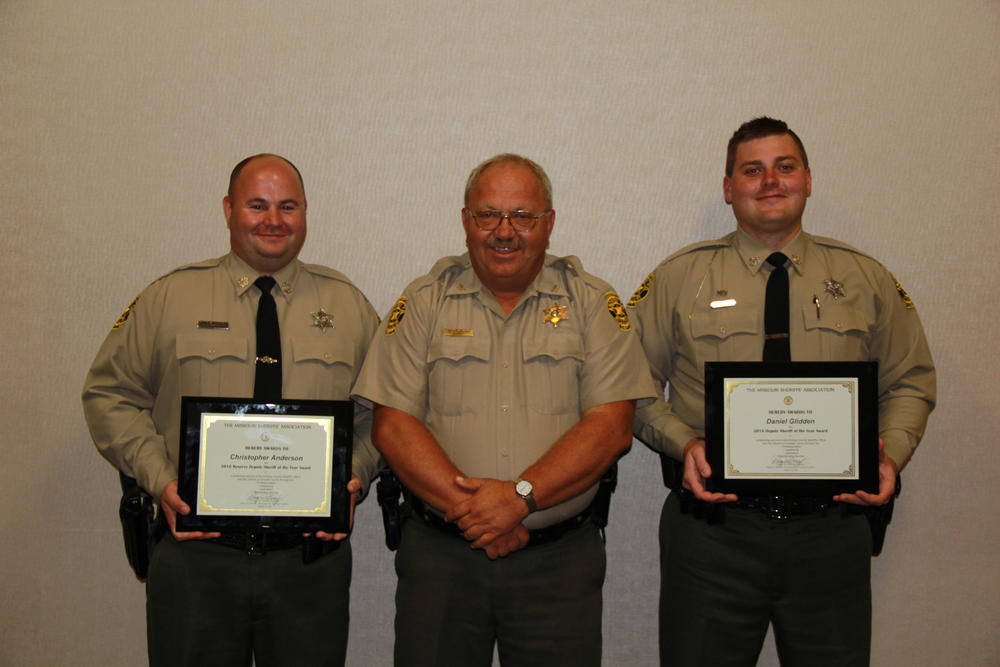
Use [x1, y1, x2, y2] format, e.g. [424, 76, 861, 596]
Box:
[732, 495, 830, 521]
[408, 495, 592, 548]
[212, 529, 303, 554]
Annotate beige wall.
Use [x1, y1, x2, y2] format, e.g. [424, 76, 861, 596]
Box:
[1, 1, 997, 665]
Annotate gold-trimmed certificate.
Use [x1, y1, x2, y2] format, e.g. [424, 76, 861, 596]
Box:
[197, 414, 333, 517]
[176, 397, 353, 532]
[705, 362, 878, 496]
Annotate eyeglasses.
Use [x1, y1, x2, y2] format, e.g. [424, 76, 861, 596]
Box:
[466, 209, 551, 232]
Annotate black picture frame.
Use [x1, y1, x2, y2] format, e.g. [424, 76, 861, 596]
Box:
[704, 361, 878, 497]
[176, 396, 353, 533]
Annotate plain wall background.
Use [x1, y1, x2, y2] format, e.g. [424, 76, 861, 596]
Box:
[1, 1, 997, 665]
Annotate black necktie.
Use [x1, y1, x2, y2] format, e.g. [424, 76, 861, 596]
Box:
[763, 252, 791, 362]
[253, 276, 282, 401]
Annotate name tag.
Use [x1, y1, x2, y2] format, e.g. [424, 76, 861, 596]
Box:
[709, 299, 737, 309]
[443, 328, 473, 337]
[197, 320, 230, 330]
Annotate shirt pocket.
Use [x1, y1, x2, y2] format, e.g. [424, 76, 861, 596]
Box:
[688, 308, 759, 364]
[522, 335, 584, 415]
[175, 332, 249, 395]
[800, 303, 870, 359]
[289, 336, 356, 395]
[427, 335, 491, 416]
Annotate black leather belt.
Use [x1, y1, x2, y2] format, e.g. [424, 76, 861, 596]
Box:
[408, 496, 592, 548]
[212, 529, 303, 555]
[732, 495, 830, 521]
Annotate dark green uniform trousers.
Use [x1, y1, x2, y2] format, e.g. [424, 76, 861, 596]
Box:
[394, 516, 606, 667]
[146, 534, 351, 667]
[659, 492, 872, 667]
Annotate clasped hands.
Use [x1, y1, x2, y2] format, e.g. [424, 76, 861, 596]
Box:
[444, 476, 531, 560]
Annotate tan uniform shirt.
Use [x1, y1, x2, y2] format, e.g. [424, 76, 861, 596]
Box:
[83, 252, 381, 498]
[352, 253, 658, 529]
[630, 229, 936, 469]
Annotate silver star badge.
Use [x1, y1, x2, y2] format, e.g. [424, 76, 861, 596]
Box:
[824, 278, 845, 299]
[311, 308, 334, 331]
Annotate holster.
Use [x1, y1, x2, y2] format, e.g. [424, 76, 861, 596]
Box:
[117, 472, 163, 581]
[659, 453, 683, 490]
[590, 462, 618, 529]
[865, 474, 901, 556]
[376, 468, 403, 551]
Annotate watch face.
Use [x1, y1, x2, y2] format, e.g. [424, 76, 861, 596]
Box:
[516, 479, 533, 497]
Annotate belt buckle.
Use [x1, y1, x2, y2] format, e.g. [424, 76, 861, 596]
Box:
[765, 495, 791, 521]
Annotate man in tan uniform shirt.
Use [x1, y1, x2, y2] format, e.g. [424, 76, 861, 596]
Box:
[630, 118, 936, 666]
[82, 154, 380, 666]
[352, 154, 657, 666]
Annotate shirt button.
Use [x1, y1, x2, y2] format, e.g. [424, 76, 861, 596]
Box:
[207, 348, 215, 355]
[502, 361, 509, 368]
[501, 405, 510, 412]
[719, 327, 727, 336]
[324, 353, 332, 360]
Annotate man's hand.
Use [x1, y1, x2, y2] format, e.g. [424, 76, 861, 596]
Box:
[482, 524, 530, 560]
[682, 438, 737, 503]
[159, 480, 221, 541]
[445, 476, 529, 548]
[834, 439, 898, 506]
[311, 475, 362, 542]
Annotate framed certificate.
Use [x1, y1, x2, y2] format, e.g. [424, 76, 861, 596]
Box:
[704, 362, 878, 496]
[175, 396, 353, 533]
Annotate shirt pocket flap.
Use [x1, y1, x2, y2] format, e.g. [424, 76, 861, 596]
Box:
[290, 337, 354, 367]
[428, 334, 491, 364]
[690, 309, 759, 340]
[521, 335, 584, 363]
[802, 303, 867, 334]
[176, 332, 248, 362]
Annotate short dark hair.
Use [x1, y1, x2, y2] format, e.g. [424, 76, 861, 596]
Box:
[227, 154, 305, 200]
[726, 117, 809, 176]
[464, 153, 553, 209]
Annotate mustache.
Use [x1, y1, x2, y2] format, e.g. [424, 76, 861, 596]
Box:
[486, 237, 522, 251]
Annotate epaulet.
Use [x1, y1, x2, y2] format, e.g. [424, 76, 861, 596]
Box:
[550, 254, 611, 292]
[301, 262, 356, 287]
[809, 234, 877, 262]
[659, 237, 730, 267]
[149, 256, 223, 286]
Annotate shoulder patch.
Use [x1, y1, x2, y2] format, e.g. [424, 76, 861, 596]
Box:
[385, 295, 408, 335]
[112, 296, 138, 330]
[605, 291, 631, 331]
[891, 274, 915, 309]
[627, 273, 654, 308]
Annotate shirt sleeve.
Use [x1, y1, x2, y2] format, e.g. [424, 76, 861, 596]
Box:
[867, 265, 936, 469]
[351, 284, 434, 420]
[629, 265, 700, 461]
[81, 283, 176, 498]
[577, 284, 659, 412]
[348, 294, 384, 497]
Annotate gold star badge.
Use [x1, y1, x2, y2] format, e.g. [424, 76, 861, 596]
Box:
[237, 276, 251, 289]
[311, 308, 334, 331]
[544, 304, 569, 328]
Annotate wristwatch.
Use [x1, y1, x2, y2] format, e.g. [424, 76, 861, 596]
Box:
[514, 478, 537, 513]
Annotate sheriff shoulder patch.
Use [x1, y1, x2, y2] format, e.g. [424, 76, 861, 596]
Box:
[385, 295, 408, 335]
[891, 274, 915, 309]
[112, 296, 138, 330]
[627, 273, 654, 308]
[605, 291, 631, 331]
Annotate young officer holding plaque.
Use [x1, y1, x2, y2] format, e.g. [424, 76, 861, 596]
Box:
[82, 154, 379, 666]
[629, 118, 936, 666]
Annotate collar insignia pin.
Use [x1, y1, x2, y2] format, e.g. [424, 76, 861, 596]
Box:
[237, 276, 250, 289]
